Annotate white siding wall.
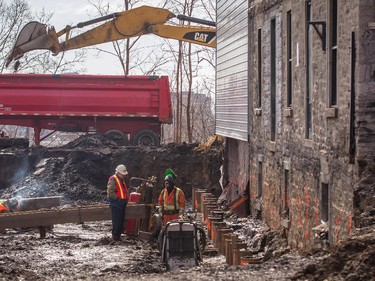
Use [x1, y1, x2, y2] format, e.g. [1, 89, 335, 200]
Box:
[216, 0, 249, 141]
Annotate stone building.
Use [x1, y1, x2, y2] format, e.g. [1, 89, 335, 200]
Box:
[216, 0, 375, 249]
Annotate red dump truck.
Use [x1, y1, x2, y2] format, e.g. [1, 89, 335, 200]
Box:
[0, 74, 172, 146]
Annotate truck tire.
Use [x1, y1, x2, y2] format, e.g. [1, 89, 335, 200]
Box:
[105, 130, 127, 146]
[133, 130, 159, 146]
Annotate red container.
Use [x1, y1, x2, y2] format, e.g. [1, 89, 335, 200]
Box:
[0, 74, 172, 145]
[125, 192, 141, 236]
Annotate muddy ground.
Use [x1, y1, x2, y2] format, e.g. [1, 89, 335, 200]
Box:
[0, 135, 374, 281]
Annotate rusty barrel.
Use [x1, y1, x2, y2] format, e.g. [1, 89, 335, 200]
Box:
[199, 192, 214, 212]
[199, 197, 213, 217]
[216, 228, 232, 253]
[240, 255, 264, 265]
[220, 232, 233, 255]
[201, 193, 215, 205]
[211, 210, 224, 220]
[204, 204, 217, 223]
[233, 250, 253, 266]
[232, 245, 248, 265]
[206, 216, 222, 240]
[227, 234, 238, 265]
[212, 221, 227, 245]
[202, 202, 216, 221]
[222, 233, 233, 257]
[229, 235, 248, 265]
[224, 235, 233, 264]
[192, 188, 206, 212]
[201, 192, 215, 202]
[194, 189, 205, 212]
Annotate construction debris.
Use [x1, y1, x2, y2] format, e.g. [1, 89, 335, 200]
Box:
[194, 135, 224, 153]
[0, 134, 374, 280]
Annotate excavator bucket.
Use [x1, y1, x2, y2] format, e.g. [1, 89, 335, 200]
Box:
[6, 21, 58, 67]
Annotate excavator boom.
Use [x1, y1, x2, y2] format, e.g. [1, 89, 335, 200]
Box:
[6, 5, 216, 67]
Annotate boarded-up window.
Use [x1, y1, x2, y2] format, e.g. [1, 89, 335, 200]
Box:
[321, 183, 329, 222]
[305, 0, 313, 139]
[286, 10, 293, 107]
[270, 18, 276, 141]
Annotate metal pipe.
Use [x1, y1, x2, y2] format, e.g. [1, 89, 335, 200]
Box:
[176, 14, 216, 27]
[16, 196, 62, 211]
[0, 196, 62, 212]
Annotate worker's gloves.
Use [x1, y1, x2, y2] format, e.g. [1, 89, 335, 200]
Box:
[178, 209, 185, 219]
[156, 206, 163, 216]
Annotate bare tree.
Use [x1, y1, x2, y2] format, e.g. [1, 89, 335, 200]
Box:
[162, 0, 216, 144]
[0, 0, 30, 73]
[0, 0, 86, 74]
[0, 0, 87, 143]
[87, 0, 170, 76]
[0, 0, 216, 145]
[185, 0, 196, 143]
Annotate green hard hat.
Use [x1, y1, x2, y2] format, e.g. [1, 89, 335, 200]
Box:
[164, 168, 177, 180]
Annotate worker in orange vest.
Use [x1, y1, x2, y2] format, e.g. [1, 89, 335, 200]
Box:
[107, 164, 129, 241]
[158, 169, 186, 225]
[0, 200, 9, 234]
[0, 200, 10, 213]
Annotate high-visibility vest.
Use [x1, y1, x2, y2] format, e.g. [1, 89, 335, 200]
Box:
[109, 175, 128, 200]
[0, 204, 9, 213]
[160, 187, 182, 214]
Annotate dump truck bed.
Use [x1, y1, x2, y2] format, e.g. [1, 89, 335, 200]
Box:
[0, 74, 172, 145]
[0, 74, 172, 123]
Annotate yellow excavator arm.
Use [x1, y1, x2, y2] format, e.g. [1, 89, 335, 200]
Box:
[6, 5, 216, 67]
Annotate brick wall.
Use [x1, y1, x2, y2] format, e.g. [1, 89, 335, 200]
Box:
[218, 0, 373, 249]
[243, 0, 373, 250]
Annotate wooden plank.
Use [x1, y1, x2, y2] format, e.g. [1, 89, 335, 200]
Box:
[0, 204, 152, 229]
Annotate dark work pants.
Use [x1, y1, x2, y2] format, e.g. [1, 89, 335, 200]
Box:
[110, 200, 127, 238]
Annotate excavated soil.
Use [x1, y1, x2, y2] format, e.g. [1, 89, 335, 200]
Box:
[0, 134, 223, 205]
[0, 134, 374, 281]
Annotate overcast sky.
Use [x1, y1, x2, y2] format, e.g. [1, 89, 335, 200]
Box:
[16, 1, 215, 75]
[11, 1, 169, 75]
[25, 0, 150, 74]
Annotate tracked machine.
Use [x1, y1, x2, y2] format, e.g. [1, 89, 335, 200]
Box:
[159, 218, 206, 271]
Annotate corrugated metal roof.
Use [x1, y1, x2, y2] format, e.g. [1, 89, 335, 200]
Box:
[216, 0, 248, 141]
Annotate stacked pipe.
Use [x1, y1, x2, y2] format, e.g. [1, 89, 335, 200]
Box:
[192, 187, 262, 266]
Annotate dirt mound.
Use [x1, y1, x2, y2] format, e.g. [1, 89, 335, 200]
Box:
[0, 137, 29, 149]
[61, 134, 119, 149]
[0, 134, 224, 205]
[0, 149, 111, 204]
[354, 175, 375, 228]
[2, 134, 373, 280]
[291, 230, 375, 281]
